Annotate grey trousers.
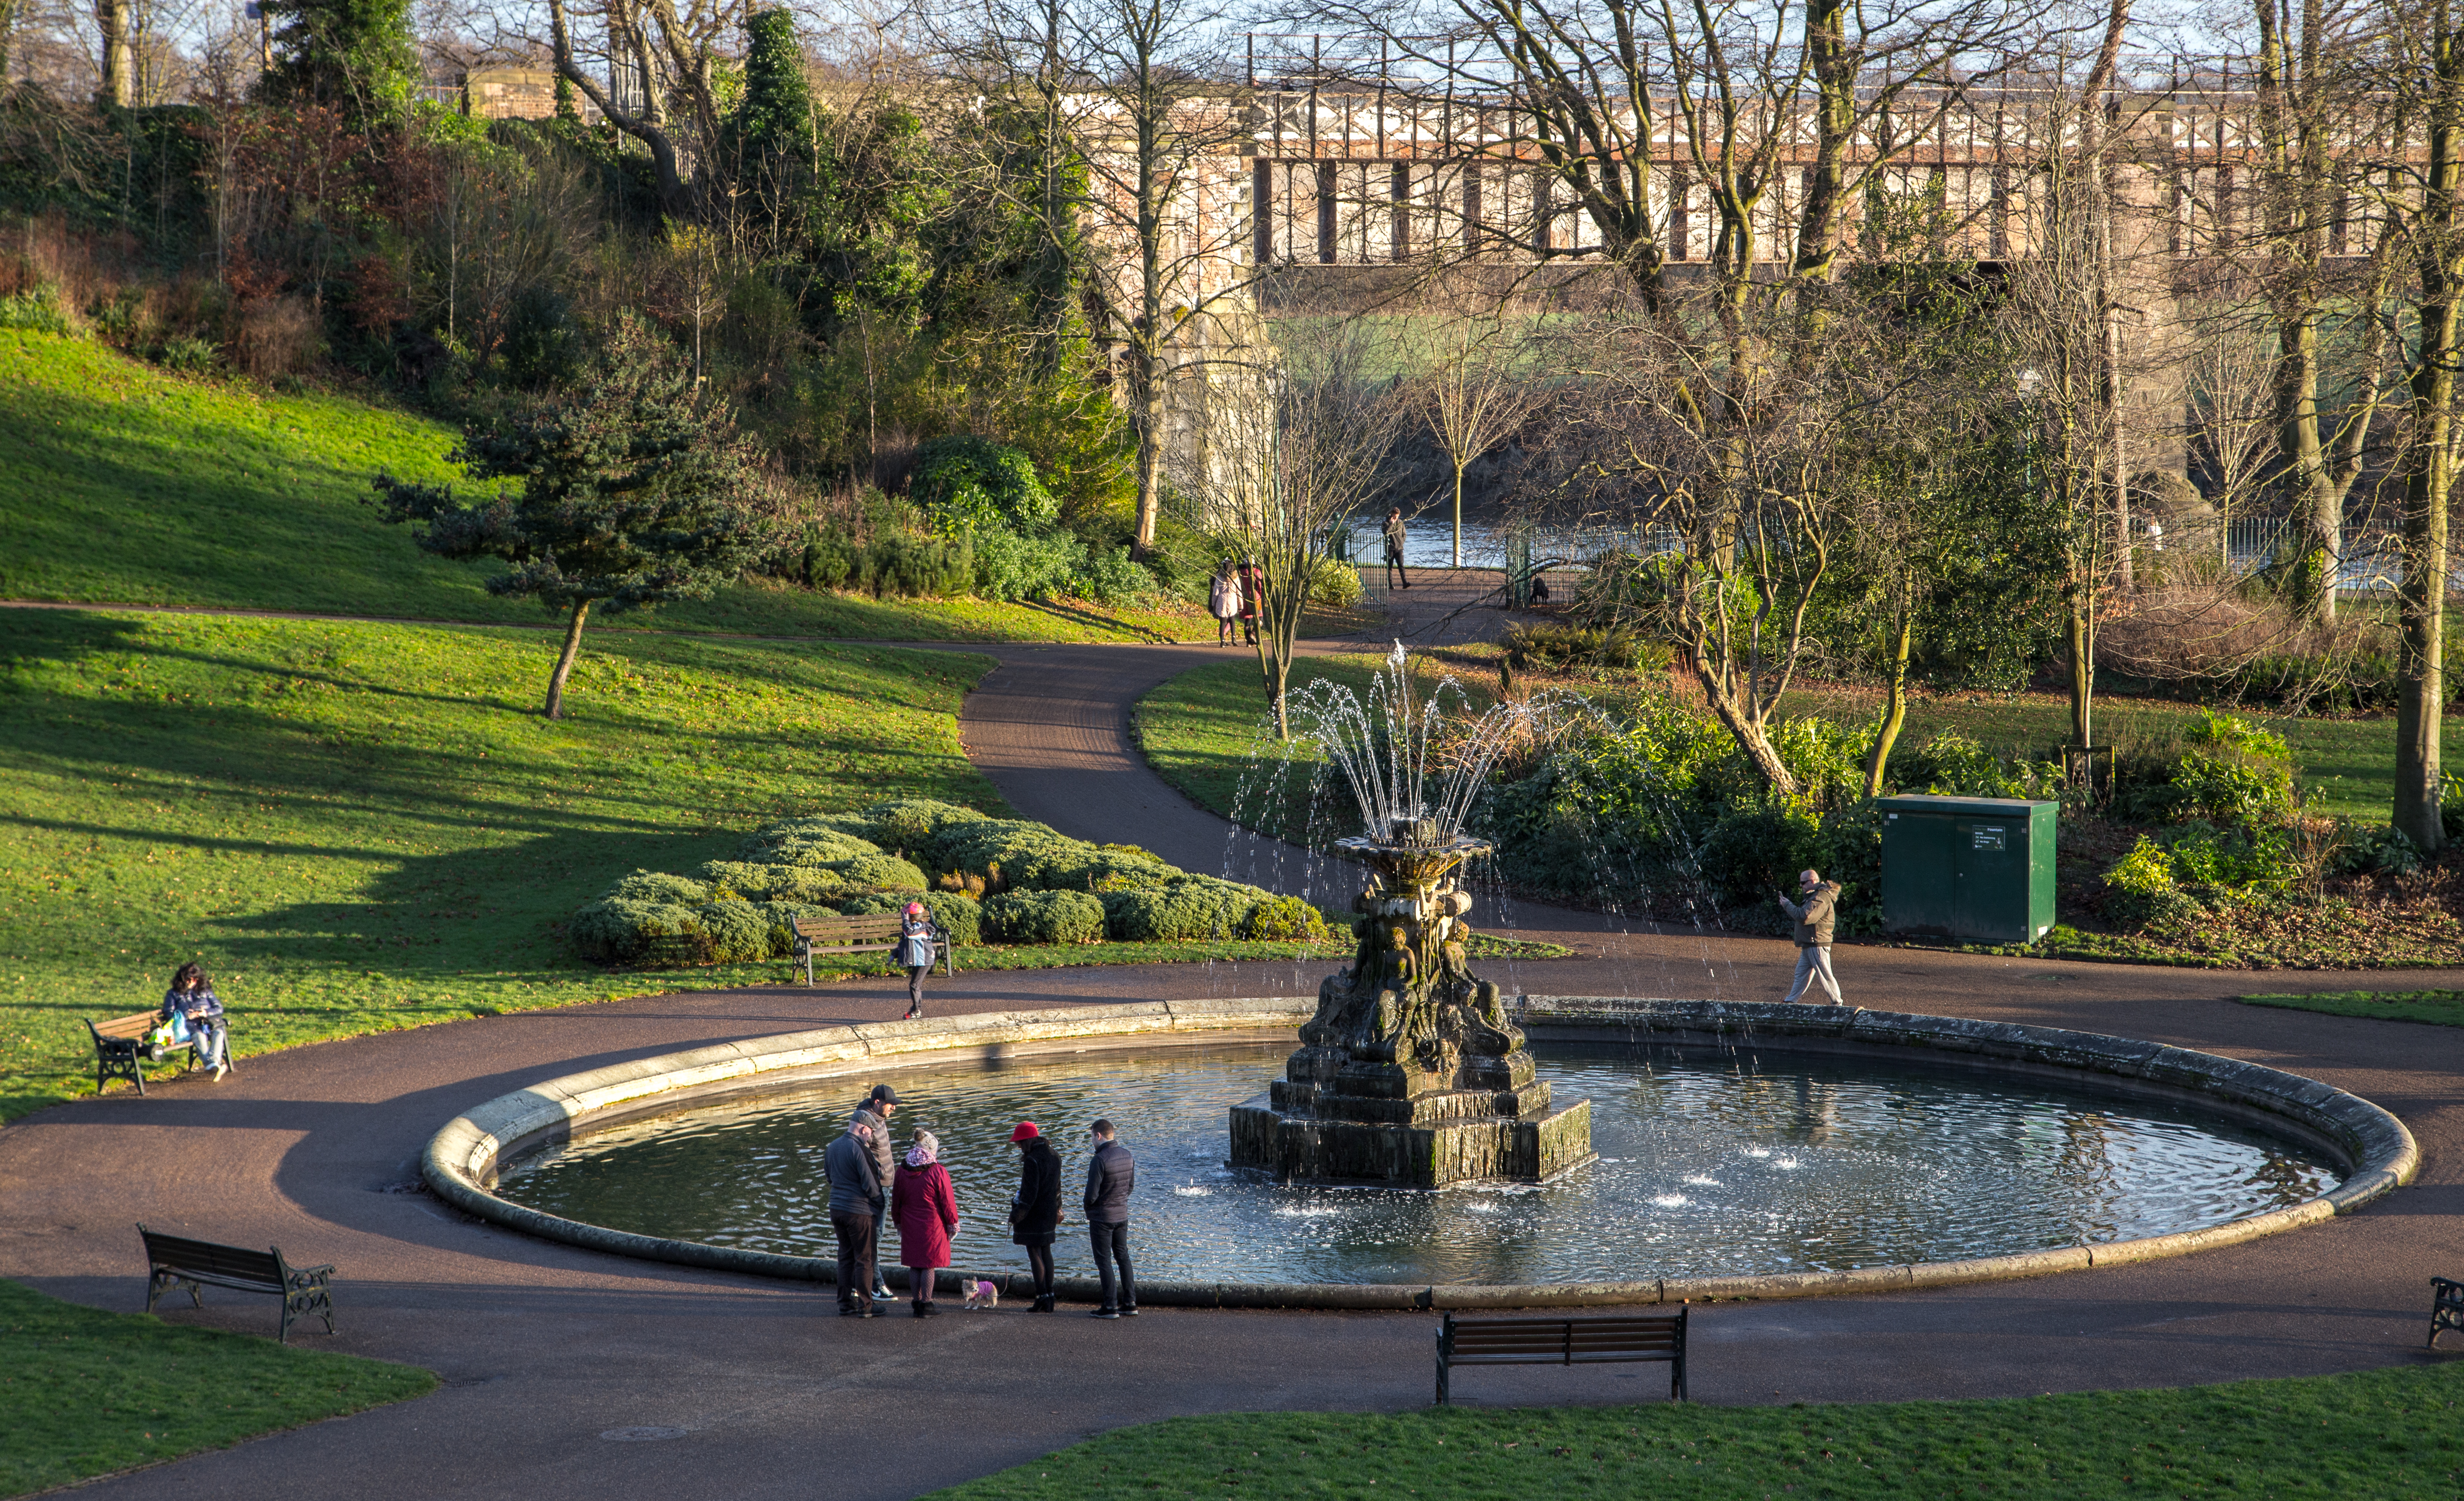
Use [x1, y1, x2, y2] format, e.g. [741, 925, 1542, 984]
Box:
[1784, 944, 1843, 1005]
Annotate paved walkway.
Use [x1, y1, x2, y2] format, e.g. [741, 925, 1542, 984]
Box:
[5, 617, 2464, 1501]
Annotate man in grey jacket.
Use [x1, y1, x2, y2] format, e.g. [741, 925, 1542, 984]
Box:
[854, 1085, 899, 1300]
[1777, 868, 1846, 1006]
[825, 1112, 886, 1316]
[1082, 1118, 1137, 1318]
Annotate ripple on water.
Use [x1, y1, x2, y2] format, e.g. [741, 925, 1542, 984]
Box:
[494, 1040, 2339, 1287]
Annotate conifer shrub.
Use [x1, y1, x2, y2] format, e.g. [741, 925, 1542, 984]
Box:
[982, 889, 1107, 945]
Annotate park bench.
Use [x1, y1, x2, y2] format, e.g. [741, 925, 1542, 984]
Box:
[1435, 1309, 1688, 1405]
[2430, 1278, 2464, 1348]
[138, 1224, 335, 1343]
[86, 1009, 229, 1095]
[791, 913, 949, 986]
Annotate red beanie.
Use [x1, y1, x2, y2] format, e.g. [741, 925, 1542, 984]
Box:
[1009, 1121, 1040, 1143]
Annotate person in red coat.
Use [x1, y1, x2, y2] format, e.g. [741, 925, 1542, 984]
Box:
[890, 1128, 960, 1317]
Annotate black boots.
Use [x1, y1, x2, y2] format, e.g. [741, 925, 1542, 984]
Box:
[1030, 1294, 1054, 1313]
[912, 1298, 940, 1317]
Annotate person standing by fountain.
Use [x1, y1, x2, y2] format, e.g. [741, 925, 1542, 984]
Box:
[1007, 1122, 1063, 1312]
[1082, 1119, 1137, 1319]
[855, 1085, 901, 1301]
[825, 1111, 885, 1317]
[1777, 868, 1846, 1006]
[891, 1129, 959, 1318]
[1382, 506, 1411, 590]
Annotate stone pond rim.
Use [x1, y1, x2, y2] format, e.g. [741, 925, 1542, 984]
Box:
[420, 997, 2417, 1312]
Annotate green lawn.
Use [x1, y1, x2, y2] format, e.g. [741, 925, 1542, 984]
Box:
[0, 330, 1205, 644]
[928, 1360, 2464, 1499]
[0, 1279, 435, 1497]
[2242, 990, 2464, 1028]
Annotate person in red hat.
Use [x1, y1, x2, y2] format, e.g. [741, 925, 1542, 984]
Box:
[897, 902, 938, 1021]
[1007, 1121, 1063, 1311]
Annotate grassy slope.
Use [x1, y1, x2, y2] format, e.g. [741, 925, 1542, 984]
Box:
[2242, 990, 2464, 1028]
[1, 1279, 435, 1497]
[0, 609, 1012, 1121]
[0, 331, 1202, 644]
[928, 1361, 2464, 1499]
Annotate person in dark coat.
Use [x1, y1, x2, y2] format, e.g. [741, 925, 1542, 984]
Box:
[1235, 559, 1263, 646]
[1382, 507, 1410, 590]
[824, 1111, 886, 1316]
[891, 1129, 960, 1318]
[854, 1084, 901, 1300]
[1007, 1121, 1063, 1312]
[1082, 1118, 1137, 1318]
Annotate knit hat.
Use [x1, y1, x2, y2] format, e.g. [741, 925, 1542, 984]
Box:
[1009, 1121, 1040, 1143]
[905, 1130, 940, 1168]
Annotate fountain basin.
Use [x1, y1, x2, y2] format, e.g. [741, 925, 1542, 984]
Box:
[423, 998, 2415, 1310]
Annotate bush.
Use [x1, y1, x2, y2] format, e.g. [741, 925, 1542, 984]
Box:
[983, 889, 1107, 945]
[736, 819, 879, 866]
[1812, 799, 1886, 936]
[1310, 558, 1363, 609]
[0, 287, 72, 334]
[1102, 880, 1258, 942]
[1696, 805, 1823, 911]
[694, 899, 775, 963]
[1894, 732, 2052, 799]
[157, 335, 218, 373]
[2331, 822, 2422, 877]
[1504, 622, 1662, 676]
[2103, 835, 2191, 932]
[694, 860, 854, 905]
[931, 820, 1179, 892]
[606, 870, 710, 905]
[569, 897, 698, 963]
[832, 853, 929, 892]
[2111, 712, 2294, 830]
[972, 524, 1085, 602]
[921, 889, 982, 946]
[1073, 544, 1157, 606]
[913, 436, 1061, 535]
[1239, 892, 1330, 942]
[847, 799, 993, 862]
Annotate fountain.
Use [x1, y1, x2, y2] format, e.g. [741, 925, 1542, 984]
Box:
[1226, 646, 1596, 1188]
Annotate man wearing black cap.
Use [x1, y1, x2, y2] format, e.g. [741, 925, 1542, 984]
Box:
[856, 1085, 899, 1300]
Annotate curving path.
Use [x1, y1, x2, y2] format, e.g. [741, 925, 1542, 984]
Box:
[3, 616, 2464, 1501]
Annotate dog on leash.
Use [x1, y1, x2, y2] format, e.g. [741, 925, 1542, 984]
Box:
[962, 1279, 1000, 1310]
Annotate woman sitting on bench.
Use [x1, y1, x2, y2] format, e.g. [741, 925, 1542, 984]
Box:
[162, 962, 229, 1081]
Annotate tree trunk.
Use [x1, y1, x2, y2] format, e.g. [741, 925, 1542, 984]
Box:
[2066, 596, 2095, 749]
[544, 600, 591, 721]
[1687, 643, 1798, 795]
[1133, 350, 1164, 557]
[2397, 26, 2462, 853]
[1451, 460, 1467, 570]
[1861, 608, 1913, 799]
[95, 0, 131, 107]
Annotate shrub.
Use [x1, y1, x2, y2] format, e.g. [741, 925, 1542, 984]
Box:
[1504, 622, 1661, 676]
[569, 897, 699, 963]
[1812, 799, 1886, 936]
[921, 889, 983, 946]
[931, 820, 1178, 892]
[2102, 835, 2192, 932]
[156, 335, 218, 373]
[1240, 893, 1330, 942]
[847, 799, 993, 862]
[735, 819, 880, 866]
[694, 860, 854, 905]
[983, 889, 1107, 945]
[972, 524, 1085, 602]
[606, 870, 710, 905]
[1696, 805, 1823, 911]
[836, 889, 901, 918]
[1102, 879, 1257, 942]
[1072, 543, 1157, 606]
[831, 853, 929, 892]
[1895, 731, 2047, 799]
[2330, 822, 2422, 877]
[913, 436, 1061, 535]
[694, 900, 775, 963]
[754, 901, 837, 955]
[2445, 772, 2464, 843]
[2184, 708, 2292, 764]
[0, 287, 72, 334]
[1310, 558, 1363, 609]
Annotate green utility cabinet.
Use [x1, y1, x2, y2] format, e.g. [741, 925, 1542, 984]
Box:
[1876, 795, 2058, 944]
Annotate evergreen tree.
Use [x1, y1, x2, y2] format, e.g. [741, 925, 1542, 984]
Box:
[369, 316, 772, 719]
[260, 0, 419, 129]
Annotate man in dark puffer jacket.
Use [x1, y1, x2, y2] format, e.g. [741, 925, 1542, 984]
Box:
[1083, 1118, 1137, 1318]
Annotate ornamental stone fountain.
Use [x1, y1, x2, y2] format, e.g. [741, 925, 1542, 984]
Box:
[1227, 648, 1595, 1189]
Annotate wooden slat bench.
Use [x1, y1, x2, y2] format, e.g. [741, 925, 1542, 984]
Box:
[86, 1011, 160, 1096]
[1435, 1310, 1688, 1405]
[138, 1224, 335, 1343]
[792, 913, 949, 985]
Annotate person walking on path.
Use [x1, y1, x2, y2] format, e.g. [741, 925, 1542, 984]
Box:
[1082, 1118, 1137, 1318]
[856, 1085, 901, 1299]
[825, 1111, 886, 1316]
[1208, 560, 1244, 647]
[1008, 1121, 1063, 1312]
[897, 903, 937, 1021]
[891, 1129, 960, 1318]
[160, 962, 228, 1080]
[1236, 558, 1263, 646]
[1777, 868, 1846, 1006]
[1382, 507, 1411, 591]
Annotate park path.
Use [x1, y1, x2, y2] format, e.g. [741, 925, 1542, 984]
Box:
[3, 594, 2464, 1500]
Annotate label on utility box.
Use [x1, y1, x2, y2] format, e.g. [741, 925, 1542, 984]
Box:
[1971, 827, 2006, 850]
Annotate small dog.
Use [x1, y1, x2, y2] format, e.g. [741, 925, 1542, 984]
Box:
[961, 1279, 1000, 1311]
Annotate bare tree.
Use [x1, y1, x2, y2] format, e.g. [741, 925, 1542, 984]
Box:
[545, 0, 740, 215]
[1420, 309, 1542, 567]
[1175, 312, 1408, 737]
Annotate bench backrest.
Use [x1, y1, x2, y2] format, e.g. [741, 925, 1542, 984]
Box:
[1445, 1313, 1685, 1360]
[792, 914, 907, 941]
[90, 1012, 159, 1042]
[140, 1228, 285, 1287]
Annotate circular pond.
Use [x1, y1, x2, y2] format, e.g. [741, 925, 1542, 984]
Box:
[493, 1039, 2339, 1286]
